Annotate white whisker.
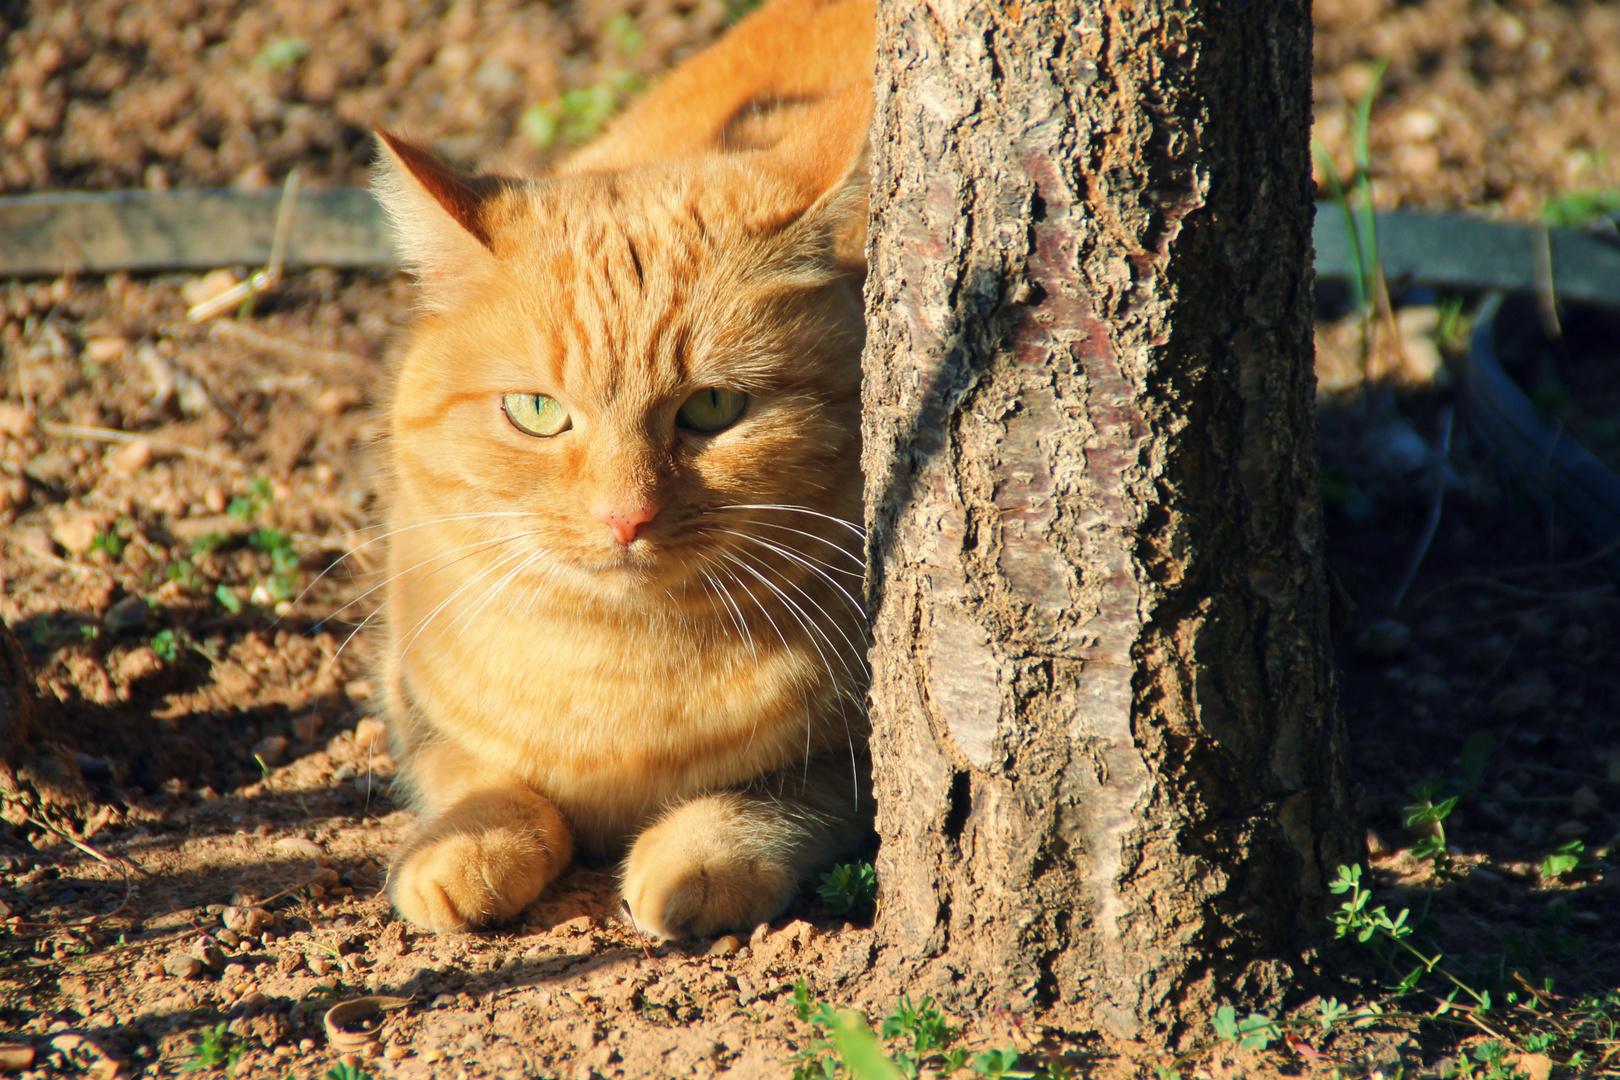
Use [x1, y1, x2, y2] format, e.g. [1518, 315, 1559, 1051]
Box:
[718, 529, 867, 624]
[319, 529, 543, 624]
[694, 555, 760, 669]
[714, 548, 861, 774]
[711, 514, 864, 571]
[717, 543, 868, 683]
[298, 511, 539, 599]
[714, 503, 866, 539]
[395, 542, 534, 662]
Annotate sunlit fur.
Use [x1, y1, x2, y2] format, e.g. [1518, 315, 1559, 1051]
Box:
[373, 0, 876, 938]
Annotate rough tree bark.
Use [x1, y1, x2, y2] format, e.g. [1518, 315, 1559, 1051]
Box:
[0, 618, 90, 811]
[861, 0, 1357, 1037]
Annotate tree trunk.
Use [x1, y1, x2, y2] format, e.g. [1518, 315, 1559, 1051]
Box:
[0, 618, 90, 811]
[0, 617, 38, 768]
[861, 0, 1356, 1037]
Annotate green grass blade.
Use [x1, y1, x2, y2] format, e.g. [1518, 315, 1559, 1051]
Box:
[831, 1011, 906, 1080]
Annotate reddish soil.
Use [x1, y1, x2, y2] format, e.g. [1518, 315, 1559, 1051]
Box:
[2, 1, 1619, 1078]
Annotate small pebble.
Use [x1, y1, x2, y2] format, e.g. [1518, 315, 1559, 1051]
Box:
[106, 438, 153, 474]
[353, 716, 388, 751]
[315, 386, 365, 415]
[291, 713, 325, 742]
[104, 595, 148, 631]
[706, 935, 741, 957]
[384, 1045, 409, 1062]
[251, 735, 289, 767]
[82, 337, 128, 364]
[182, 269, 241, 308]
[1354, 619, 1411, 658]
[0, 401, 34, 438]
[164, 953, 203, 980]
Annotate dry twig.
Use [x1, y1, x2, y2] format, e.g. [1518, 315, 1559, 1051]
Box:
[186, 169, 302, 323]
[38, 420, 246, 473]
[209, 319, 365, 369]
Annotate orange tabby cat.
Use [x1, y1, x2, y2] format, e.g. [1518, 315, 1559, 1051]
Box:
[372, 0, 876, 939]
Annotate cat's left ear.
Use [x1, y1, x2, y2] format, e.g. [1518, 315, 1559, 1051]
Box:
[761, 82, 872, 275]
[373, 130, 504, 310]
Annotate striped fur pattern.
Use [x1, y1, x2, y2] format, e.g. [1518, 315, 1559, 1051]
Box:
[372, 0, 875, 938]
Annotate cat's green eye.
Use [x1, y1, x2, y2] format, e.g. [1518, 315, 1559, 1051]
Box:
[676, 388, 748, 433]
[502, 393, 571, 437]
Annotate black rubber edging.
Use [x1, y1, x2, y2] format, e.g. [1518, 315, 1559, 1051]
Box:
[1462, 293, 1620, 576]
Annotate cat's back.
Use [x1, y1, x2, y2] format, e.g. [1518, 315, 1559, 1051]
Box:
[561, 0, 876, 174]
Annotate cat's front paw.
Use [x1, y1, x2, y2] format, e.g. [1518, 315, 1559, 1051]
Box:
[621, 796, 797, 939]
[389, 793, 571, 932]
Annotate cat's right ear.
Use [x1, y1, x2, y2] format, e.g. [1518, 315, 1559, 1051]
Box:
[373, 130, 501, 310]
[759, 83, 872, 277]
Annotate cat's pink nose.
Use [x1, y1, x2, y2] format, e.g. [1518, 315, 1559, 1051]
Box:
[594, 502, 658, 546]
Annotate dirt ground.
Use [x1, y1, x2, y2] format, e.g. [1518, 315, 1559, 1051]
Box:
[3, 1, 1620, 1078]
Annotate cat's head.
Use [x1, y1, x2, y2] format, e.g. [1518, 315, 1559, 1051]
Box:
[374, 91, 869, 604]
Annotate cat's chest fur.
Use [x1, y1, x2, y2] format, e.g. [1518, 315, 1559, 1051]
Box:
[384, 518, 853, 849]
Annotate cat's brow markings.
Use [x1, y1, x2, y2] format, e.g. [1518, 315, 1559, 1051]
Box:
[624, 233, 644, 288]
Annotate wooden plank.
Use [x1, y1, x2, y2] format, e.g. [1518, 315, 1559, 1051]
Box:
[0, 188, 394, 277]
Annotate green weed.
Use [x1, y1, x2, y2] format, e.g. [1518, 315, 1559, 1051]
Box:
[1313, 58, 1388, 312]
[1542, 189, 1620, 229]
[1211, 1004, 1280, 1051]
[818, 861, 876, 921]
[150, 628, 179, 661]
[228, 477, 274, 521]
[1541, 840, 1586, 881]
[322, 1064, 375, 1080]
[87, 530, 126, 560]
[254, 37, 309, 72]
[790, 982, 1034, 1080]
[1435, 294, 1471, 352]
[606, 12, 645, 54]
[189, 532, 229, 556]
[522, 73, 644, 150]
[167, 558, 208, 591]
[248, 526, 301, 600]
[1193, 863, 1620, 1075]
[178, 1022, 242, 1073]
[1320, 462, 1374, 520]
[1403, 731, 1494, 873]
